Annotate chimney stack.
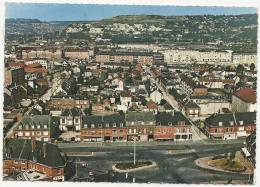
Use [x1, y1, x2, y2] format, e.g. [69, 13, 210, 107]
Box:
[43, 143, 47, 158]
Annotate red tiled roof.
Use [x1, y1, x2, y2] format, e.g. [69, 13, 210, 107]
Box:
[9, 62, 25, 68]
[120, 91, 131, 97]
[24, 67, 48, 73]
[36, 79, 49, 86]
[234, 87, 256, 103]
[26, 63, 42, 68]
[146, 100, 157, 109]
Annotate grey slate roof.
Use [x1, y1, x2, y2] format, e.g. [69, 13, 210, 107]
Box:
[155, 111, 191, 126]
[126, 111, 155, 123]
[17, 115, 50, 130]
[82, 113, 126, 128]
[205, 112, 256, 128]
[184, 101, 200, 109]
[61, 107, 83, 116]
[3, 138, 66, 168]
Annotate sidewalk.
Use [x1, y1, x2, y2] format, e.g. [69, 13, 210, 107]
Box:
[57, 139, 245, 148]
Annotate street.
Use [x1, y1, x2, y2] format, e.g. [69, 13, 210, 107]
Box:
[149, 70, 208, 141]
[5, 70, 70, 138]
[62, 144, 250, 184]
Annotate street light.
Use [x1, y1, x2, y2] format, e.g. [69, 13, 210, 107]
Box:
[134, 136, 136, 165]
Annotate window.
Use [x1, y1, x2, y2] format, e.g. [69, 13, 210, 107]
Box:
[31, 125, 35, 129]
[37, 125, 41, 129]
[62, 119, 65, 123]
[168, 122, 172, 126]
[214, 128, 218, 133]
[120, 123, 124, 127]
[44, 125, 47, 129]
[84, 124, 88, 128]
[75, 118, 79, 123]
[43, 131, 49, 136]
[37, 131, 41, 136]
[106, 123, 109, 128]
[229, 121, 234, 126]
[239, 121, 243, 125]
[19, 125, 22, 130]
[113, 123, 117, 128]
[91, 124, 95, 128]
[25, 132, 30, 136]
[98, 124, 102, 128]
[18, 132, 23, 136]
[157, 122, 161, 126]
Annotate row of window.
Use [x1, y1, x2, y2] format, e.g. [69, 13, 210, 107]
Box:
[17, 131, 49, 136]
[19, 124, 48, 130]
[61, 118, 80, 123]
[84, 123, 124, 128]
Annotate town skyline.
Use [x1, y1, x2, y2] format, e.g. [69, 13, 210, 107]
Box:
[5, 3, 257, 21]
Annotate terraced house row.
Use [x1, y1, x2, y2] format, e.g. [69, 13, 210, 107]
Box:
[80, 111, 193, 142]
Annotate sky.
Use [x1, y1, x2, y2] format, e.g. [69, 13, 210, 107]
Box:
[5, 3, 257, 21]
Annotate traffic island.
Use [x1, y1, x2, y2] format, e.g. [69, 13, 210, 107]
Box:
[195, 151, 253, 174]
[112, 161, 157, 173]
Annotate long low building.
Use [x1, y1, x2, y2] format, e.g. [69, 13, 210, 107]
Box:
[3, 138, 67, 181]
[95, 51, 164, 64]
[80, 111, 192, 142]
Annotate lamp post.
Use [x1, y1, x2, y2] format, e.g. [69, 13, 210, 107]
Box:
[134, 136, 136, 165]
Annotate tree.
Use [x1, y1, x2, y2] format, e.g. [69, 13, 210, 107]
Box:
[84, 107, 92, 115]
[236, 64, 244, 76]
[250, 63, 256, 71]
[140, 97, 147, 106]
[160, 99, 167, 105]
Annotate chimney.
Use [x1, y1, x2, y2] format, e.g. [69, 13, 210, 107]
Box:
[43, 143, 47, 158]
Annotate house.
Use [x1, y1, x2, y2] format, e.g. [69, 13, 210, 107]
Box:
[3, 138, 67, 181]
[154, 111, 192, 141]
[204, 112, 256, 140]
[120, 91, 132, 107]
[180, 76, 208, 97]
[80, 113, 127, 142]
[190, 95, 231, 116]
[13, 115, 58, 142]
[125, 111, 155, 141]
[146, 100, 158, 111]
[184, 101, 201, 118]
[232, 87, 256, 112]
[60, 108, 83, 132]
[150, 90, 163, 104]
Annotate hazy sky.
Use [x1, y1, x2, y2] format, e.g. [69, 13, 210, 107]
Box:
[5, 3, 257, 21]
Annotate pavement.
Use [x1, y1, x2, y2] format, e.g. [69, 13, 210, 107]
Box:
[57, 138, 245, 149]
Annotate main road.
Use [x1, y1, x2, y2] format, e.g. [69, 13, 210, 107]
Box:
[62, 143, 250, 184]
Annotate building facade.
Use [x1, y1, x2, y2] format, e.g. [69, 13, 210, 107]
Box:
[204, 112, 256, 140]
[3, 139, 67, 181]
